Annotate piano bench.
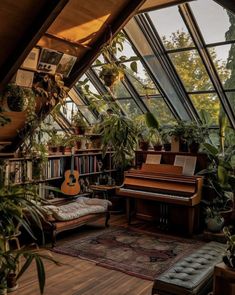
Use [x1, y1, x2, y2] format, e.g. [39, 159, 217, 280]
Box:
[152, 241, 226, 295]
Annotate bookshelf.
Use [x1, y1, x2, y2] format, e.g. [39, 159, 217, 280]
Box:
[3, 149, 115, 198]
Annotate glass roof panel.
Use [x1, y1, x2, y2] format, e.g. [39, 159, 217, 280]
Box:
[208, 44, 235, 90]
[148, 6, 194, 50]
[125, 19, 191, 120]
[189, 93, 220, 125]
[225, 92, 235, 114]
[169, 50, 214, 91]
[68, 88, 85, 105]
[190, 0, 235, 44]
[59, 99, 77, 124]
[124, 60, 159, 95]
[78, 106, 97, 124]
[142, 97, 176, 126]
[117, 99, 142, 119]
[115, 37, 137, 61]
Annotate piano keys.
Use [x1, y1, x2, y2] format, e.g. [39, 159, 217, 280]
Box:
[116, 163, 203, 235]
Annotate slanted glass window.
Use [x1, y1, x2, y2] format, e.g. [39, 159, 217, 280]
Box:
[191, 0, 235, 44]
[169, 50, 214, 91]
[124, 60, 159, 96]
[115, 36, 138, 61]
[142, 96, 177, 126]
[117, 99, 142, 119]
[148, 6, 194, 50]
[208, 45, 235, 90]
[78, 106, 97, 124]
[189, 93, 220, 125]
[60, 98, 76, 123]
[69, 88, 85, 105]
[226, 92, 235, 114]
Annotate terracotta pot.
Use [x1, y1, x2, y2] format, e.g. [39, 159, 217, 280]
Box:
[189, 142, 200, 153]
[163, 143, 171, 151]
[153, 144, 162, 151]
[7, 273, 18, 292]
[139, 141, 149, 151]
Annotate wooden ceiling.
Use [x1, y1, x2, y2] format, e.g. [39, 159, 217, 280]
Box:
[0, 0, 146, 152]
[1, 0, 214, 153]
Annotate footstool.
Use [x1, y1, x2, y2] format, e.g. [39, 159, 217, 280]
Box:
[152, 241, 226, 295]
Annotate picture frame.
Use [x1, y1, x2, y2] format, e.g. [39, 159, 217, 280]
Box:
[21, 47, 40, 71]
[37, 48, 63, 75]
[56, 53, 77, 78]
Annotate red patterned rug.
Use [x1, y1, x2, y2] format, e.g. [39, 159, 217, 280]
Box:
[52, 227, 204, 280]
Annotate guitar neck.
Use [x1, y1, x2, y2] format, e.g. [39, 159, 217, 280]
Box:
[71, 147, 75, 174]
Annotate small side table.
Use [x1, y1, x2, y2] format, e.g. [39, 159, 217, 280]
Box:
[213, 262, 235, 295]
[90, 184, 116, 200]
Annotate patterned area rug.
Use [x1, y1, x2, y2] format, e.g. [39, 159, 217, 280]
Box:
[52, 227, 203, 280]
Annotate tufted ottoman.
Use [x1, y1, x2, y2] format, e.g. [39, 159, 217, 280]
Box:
[152, 241, 226, 295]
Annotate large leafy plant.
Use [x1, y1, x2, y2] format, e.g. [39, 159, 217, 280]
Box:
[97, 114, 137, 169]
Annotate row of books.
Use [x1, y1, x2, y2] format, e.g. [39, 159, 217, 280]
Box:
[74, 155, 108, 175]
[4, 154, 111, 184]
[4, 158, 66, 184]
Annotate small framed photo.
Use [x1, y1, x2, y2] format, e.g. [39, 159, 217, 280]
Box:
[56, 53, 77, 78]
[37, 48, 63, 75]
[15, 69, 34, 88]
[21, 47, 40, 71]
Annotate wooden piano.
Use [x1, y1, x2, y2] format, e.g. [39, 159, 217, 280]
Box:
[116, 163, 203, 235]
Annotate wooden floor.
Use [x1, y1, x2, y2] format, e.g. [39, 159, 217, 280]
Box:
[11, 215, 154, 295]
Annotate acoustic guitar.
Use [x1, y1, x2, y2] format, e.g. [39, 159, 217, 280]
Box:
[61, 148, 81, 196]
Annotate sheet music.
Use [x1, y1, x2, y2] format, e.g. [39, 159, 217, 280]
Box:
[174, 155, 196, 176]
[145, 154, 162, 164]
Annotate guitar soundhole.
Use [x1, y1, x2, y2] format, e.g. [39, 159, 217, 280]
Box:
[67, 174, 76, 186]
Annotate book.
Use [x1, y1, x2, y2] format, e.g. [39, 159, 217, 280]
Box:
[174, 155, 197, 176]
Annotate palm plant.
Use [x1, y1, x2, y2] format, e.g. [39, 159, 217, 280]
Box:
[0, 247, 60, 294]
[0, 184, 60, 293]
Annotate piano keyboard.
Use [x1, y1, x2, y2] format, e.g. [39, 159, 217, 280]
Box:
[118, 187, 192, 201]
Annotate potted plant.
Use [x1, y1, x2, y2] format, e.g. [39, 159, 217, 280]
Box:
[98, 32, 138, 87]
[223, 226, 235, 269]
[71, 113, 87, 135]
[96, 113, 137, 183]
[0, 247, 60, 294]
[1, 84, 32, 112]
[204, 207, 225, 233]
[99, 64, 123, 87]
[0, 184, 60, 294]
[160, 129, 172, 151]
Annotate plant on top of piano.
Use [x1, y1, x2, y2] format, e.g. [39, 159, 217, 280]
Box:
[169, 120, 209, 153]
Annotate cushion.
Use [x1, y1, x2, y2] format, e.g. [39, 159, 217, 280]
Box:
[43, 197, 111, 221]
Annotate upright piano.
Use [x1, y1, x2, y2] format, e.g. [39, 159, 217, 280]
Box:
[116, 163, 203, 235]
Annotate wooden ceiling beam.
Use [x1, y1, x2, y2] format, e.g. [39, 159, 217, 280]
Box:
[138, 0, 191, 12]
[66, 0, 147, 88]
[0, 0, 69, 92]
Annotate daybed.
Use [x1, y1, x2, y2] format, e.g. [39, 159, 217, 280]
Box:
[42, 197, 111, 247]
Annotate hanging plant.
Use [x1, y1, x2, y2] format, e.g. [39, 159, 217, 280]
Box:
[99, 64, 123, 87]
[98, 32, 138, 87]
[33, 73, 68, 106]
[2, 84, 29, 112]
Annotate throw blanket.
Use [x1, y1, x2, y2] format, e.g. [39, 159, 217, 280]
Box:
[43, 197, 111, 221]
